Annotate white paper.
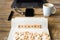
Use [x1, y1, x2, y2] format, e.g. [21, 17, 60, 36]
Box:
[8, 17, 51, 40]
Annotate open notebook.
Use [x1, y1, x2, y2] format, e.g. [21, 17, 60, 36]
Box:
[8, 17, 51, 40]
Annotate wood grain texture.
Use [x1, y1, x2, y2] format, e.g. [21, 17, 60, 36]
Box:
[47, 0, 60, 3]
[0, 0, 60, 40]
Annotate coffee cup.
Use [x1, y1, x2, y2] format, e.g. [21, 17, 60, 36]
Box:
[43, 3, 56, 16]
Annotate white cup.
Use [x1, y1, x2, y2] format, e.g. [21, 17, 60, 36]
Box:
[43, 3, 56, 16]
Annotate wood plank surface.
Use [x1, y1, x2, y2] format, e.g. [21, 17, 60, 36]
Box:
[0, 0, 60, 40]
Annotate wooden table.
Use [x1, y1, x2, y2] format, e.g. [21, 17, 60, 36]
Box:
[0, 0, 60, 40]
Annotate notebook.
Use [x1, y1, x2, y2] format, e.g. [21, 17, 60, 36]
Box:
[8, 17, 51, 40]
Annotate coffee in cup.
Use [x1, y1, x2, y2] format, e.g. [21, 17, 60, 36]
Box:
[43, 3, 56, 16]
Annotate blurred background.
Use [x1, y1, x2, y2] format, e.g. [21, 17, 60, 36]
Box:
[0, 0, 60, 40]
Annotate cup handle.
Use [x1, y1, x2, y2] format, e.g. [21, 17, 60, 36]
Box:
[52, 7, 56, 14]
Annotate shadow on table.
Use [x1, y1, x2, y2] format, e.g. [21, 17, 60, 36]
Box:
[48, 24, 54, 40]
[50, 14, 60, 17]
[48, 23, 60, 40]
